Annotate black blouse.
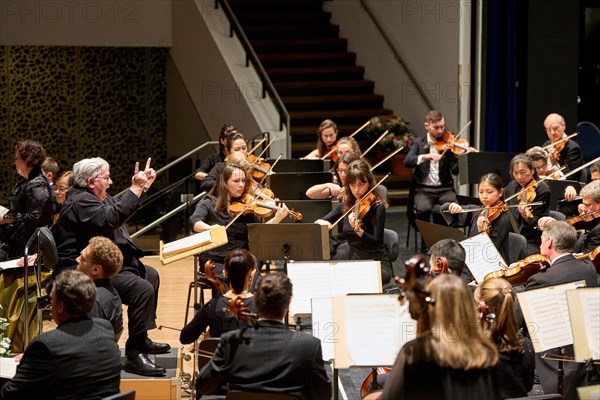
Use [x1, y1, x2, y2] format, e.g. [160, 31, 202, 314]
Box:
[504, 180, 550, 252]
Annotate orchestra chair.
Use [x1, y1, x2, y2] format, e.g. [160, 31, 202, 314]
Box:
[576, 121, 600, 163]
[102, 390, 136, 400]
[196, 338, 221, 371]
[225, 391, 300, 400]
[405, 178, 420, 250]
[184, 255, 224, 325]
[548, 210, 566, 221]
[383, 229, 399, 263]
[508, 232, 528, 264]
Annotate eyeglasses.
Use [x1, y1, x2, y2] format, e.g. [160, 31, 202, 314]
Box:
[55, 186, 69, 193]
[545, 125, 562, 133]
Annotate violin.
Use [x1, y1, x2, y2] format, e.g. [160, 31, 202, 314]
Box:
[483, 254, 549, 285]
[543, 133, 578, 165]
[247, 154, 272, 180]
[229, 193, 302, 221]
[434, 131, 470, 155]
[518, 180, 538, 220]
[321, 143, 339, 163]
[566, 210, 600, 230]
[479, 200, 506, 234]
[575, 246, 600, 273]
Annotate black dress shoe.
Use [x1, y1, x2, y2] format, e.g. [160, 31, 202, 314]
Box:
[125, 354, 166, 377]
[144, 338, 171, 354]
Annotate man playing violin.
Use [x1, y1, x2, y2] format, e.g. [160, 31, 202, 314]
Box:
[404, 111, 476, 231]
[543, 113, 583, 182]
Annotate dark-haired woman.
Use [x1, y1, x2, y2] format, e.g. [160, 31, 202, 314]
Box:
[315, 159, 392, 284]
[442, 172, 513, 263]
[475, 278, 535, 399]
[504, 153, 550, 255]
[199, 132, 248, 193]
[195, 124, 237, 181]
[180, 248, 257, 341]
[0, 140, 54, 352]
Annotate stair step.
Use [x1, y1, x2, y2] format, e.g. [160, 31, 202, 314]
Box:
[290, 124, 371, 138]
[275, 80, 375, 96]
[252, 38, 348, 53]
[236, 12, 332, 25]
[228, 0, 324, 13]
[266, 66, 365, 82]
[259, 52, 356, 68]
[244, 25, 339, 40]
[290, 108, 393, 125]
[282, 94, 384, 111]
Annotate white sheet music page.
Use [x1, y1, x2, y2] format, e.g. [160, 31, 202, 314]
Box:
[580, 290, 600, 360]
[339, 295, 416, 367]
[287, 263, 332, 317]
[311, 297, 336, 362]
[517, 281, 584, 352]
[461, 232, 506, 283]
[0, 259, 22, 271]
[330, 261, 381, 296]
[0, 205, 8, 219]
[162, 230, 212, 256]
[568, 288, 600, 361]
[0, 357, 18, 379]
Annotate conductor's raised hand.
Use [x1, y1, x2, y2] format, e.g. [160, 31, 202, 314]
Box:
[143, 157, 157, 187]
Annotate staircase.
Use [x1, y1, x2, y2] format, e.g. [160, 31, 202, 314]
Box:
[229, 0, 393, 158]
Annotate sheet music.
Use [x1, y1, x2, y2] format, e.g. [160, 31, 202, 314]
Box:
[517, 281, 584, 352]
[0, 357, 18, 379]
[567, 288, 600, 361]
[0, 205, 8, 219]
[580, 291, 600, 360]
[577, 385, 600, 400]
[460, 232, 506, 282]
[330, 261, 381, 296]
[0, 259, 22, 272]
[162, 230, 212, 256]
[334, 295, 416, 368]
[312, 297, 335, 361]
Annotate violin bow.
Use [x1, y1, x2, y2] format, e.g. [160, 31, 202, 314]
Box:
[442, 202, 545, 214]
[361, 129, 389, 158]
[320, 119, 371, 161]
[251, 136, 277, 165]
[504, 166, 567, 203]
[329, 173, 390, 230]
[225, 187, 267, 229]
[370, 146, 405, 171]
[541, 132, 578, 152]
[248, 135, 268, 155]
[439, 120, 472, 157]
[560, 155, 600, 181]
[257, 153, 282, 187]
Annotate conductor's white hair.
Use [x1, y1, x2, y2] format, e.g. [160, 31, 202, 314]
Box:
[72, 157, 109, 188]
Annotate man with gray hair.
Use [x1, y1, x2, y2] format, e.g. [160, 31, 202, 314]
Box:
[542, 113, 583, 181]
[1, 270, 121, 399]
[52, 157, 169, 376]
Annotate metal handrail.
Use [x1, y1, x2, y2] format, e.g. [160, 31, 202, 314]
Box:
[131, 192, 207, 239]
[359, 0, 435, 110]
[214, 0, 290, 133]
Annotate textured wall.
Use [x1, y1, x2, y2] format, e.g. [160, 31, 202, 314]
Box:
[0, 46, 167, 203]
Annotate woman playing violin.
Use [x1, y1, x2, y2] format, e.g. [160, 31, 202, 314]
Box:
[303, 119, 338, 160]
[504, 154, 551, 255]
[315, 159, 392, 284]
[380, 274, 498, 400]
[442, 173, 513, 263]
[190, 164, 288, 269]
[180, 248, 257, 343]
[195, 124, 237, 181]
[474, 278, 535, 399]
[199, 132, 249, 193]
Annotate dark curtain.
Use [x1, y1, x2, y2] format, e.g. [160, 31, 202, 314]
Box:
[484, 0, 519, 152]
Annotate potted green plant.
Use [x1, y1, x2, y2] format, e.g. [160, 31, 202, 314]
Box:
[366, 116, 414, 178]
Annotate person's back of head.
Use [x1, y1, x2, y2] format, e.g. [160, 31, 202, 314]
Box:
[429, 239, 466, 276]
[541, 220, 577, 254]
[255, 273, 292, 320]
[52, 270, 96, 324]
[224, 248, 256, 294]
[41, 157, 59, 182]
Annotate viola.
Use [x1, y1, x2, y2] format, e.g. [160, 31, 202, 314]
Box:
[575, 246, 600, 273]
[566, 210, 600, 230]
[434, 131, 470, 155]
[483, 254, 549, 285]
[229, 193, 302, 221]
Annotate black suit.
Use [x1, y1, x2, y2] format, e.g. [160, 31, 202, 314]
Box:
[542, 139, 583, 182]
[404, 135, 458, 223]
[1, 317, 121, 400]
[525, 254, 598, 399]
[197, 320, 332, 400]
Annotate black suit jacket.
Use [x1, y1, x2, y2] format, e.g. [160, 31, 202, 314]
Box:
[542, 139, 583, 182]
[52, 186, 145, 276]
[525, 254, 598, 399]
[404, 135, 458, 188]
[197, 320, 332, 400]
[1, 317, 121, 400]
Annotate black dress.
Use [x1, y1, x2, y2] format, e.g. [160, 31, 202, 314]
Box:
[494, 336, 535, 399]
[320, 201, 392, 284]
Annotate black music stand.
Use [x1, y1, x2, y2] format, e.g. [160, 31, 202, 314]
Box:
[545, 179, 582, 209]
[267, 159, 331, 173]
[248, 223, 330, 273]
[458, 151, 516, 186]
[266, 172, 332, 200]
[415, 219, 467, 250]
[456, 194, 481, 207]
[278, 200, 334, 223]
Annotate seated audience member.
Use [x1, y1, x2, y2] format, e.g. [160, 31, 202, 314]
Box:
[41, 156, 59, 186]
[180, 248, 257, 342]
[428, 238, 473, 283]
[76, 236, 124, 340]
[525, 220, 598, 399]
[52, 157, 170, 377]
[475, 278, 535, 399]
[381, 274, 498, 400]
[0, 270, 121, 400]
[197, 273, 332, 400]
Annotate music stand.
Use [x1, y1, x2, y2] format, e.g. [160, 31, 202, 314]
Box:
[248, 223, 330, 272]
[456, 194, 481, 207]
[458, 151, 516, 186]
[545, 179, 582, 209]
[278, 200, 334, 223]
[415, 219, 467, 250]
[266, 172, 332, 200]
[268, 159, 331, 173]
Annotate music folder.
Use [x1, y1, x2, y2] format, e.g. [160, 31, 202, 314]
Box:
[159, 225, 228, 265]
[415, 219, 466, 249]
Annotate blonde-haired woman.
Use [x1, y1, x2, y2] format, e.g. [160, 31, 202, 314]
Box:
[381, 274, 499, 400]
[475, 277, 534, 399]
